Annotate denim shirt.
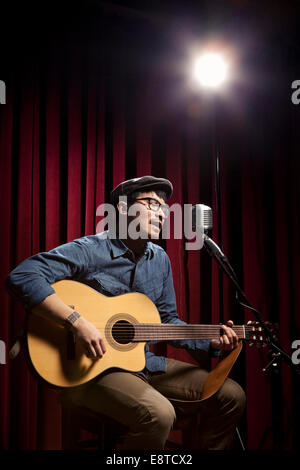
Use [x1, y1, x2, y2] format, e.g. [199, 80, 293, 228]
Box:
[6, 231, 217, 375]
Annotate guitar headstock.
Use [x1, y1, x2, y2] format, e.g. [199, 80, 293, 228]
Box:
[246, 320, 278, 347]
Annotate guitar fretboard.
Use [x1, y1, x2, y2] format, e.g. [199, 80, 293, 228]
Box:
[128, 324, 249, 342]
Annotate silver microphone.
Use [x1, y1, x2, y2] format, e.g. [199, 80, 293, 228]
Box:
[191, 204, 213, 234]
[192, 204, 225, 257]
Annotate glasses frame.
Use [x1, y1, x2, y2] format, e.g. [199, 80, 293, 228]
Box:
[134, 197, 170, 217]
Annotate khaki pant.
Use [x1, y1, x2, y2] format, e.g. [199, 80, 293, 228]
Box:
[61, 358, 246, 450]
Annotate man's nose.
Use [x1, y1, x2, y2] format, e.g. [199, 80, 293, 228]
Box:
[157, 208, 166, 221]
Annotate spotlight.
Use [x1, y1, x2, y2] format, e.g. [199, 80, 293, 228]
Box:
[194, 53, 228, 88]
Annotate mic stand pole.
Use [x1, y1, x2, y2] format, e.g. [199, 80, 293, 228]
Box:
[203, 234, 300, 449]
[213, 96, 224, 325]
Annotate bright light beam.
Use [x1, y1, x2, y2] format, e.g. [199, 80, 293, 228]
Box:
[194, 53, 228, 88]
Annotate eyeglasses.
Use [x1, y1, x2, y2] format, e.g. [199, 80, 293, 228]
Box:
[134, 198, 170, 217]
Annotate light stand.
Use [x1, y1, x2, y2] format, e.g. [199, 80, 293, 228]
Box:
[193, 52, 229, 323]
[212, 96, 224, 324]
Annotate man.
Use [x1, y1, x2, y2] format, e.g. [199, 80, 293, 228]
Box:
[6, 176, 245, 450]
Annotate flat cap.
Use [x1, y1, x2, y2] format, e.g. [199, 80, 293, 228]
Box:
[110, 175, 173, 205]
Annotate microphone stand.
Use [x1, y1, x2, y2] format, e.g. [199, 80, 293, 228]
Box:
[203, 234, 300, 449]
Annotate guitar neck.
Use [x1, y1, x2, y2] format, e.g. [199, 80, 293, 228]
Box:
[132, 324, 249, 342]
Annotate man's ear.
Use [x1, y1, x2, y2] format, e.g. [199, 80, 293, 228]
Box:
[117, 201, 128, 215]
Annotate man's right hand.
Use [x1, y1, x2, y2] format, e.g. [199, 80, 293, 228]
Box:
[31, 293, 107, 359]
[71, 316, 106, 359]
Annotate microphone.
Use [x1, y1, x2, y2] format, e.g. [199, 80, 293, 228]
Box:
[192, 204, 240, 286]
[191, 204, 226, 258]
[191, 204, 212, 234]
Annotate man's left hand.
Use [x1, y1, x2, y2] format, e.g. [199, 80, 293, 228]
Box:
[210, 320, 239, 351]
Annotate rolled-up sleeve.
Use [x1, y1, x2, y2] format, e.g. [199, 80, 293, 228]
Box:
[6, 239, 90, 310]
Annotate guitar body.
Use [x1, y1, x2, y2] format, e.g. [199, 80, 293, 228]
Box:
[26, 278, 268, 396]
[27, 280, 161, 387]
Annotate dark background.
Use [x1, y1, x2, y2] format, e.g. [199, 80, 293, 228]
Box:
[0, 0, 300, 450]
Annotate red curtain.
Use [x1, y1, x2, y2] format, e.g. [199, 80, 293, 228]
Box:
[1, 3, 299, 450]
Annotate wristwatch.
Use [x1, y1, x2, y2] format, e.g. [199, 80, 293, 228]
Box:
[65, 311, 81, 329]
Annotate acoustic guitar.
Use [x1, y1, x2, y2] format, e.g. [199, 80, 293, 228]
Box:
[27, 280, 273, 398]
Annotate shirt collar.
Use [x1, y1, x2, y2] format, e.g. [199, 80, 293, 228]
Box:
[108, 234, 154, 260]
[109, 237, 129, 259]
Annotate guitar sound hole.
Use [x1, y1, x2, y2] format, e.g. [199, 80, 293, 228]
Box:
[112, 320, 135, 344]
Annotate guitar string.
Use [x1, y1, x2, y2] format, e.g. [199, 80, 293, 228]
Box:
[91, 326, 253, 332]
[85, 322, 263, 341]
[91, 325, 251, 331]
[92, 327, 248, 334]
[89, 325, 259, 340]
[91, 323, 256, 328]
